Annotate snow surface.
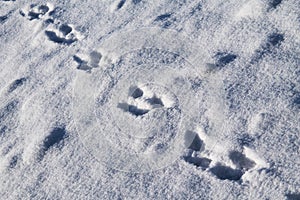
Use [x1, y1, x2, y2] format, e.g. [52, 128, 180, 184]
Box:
[0, 0, 300, 199]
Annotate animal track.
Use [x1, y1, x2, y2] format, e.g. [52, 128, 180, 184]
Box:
[39, 126, 67, 160]
[209, 150, 256, 181]
[184, 155, 212, 169]
[215, 52, 237, 67]
[7, 77, 27, 93]
[118, 86, 170, 117]
[182, 129, 266, 181]
[251, 32, 284, 63]
[207, 52, 237, 71]
[110, 0, 127, 12]
[45, 23, 78, 45]
[74, 50, 102, 72]
[0, 10, 13, 24]
[132, 0, 142, 4]
[117, 0, 126, 9]
[268, 0, 282, 10]
[0, 15, 8, 24]
[285, 193, 300, 200]
[8, 155, 18, 169]
[154, 13, 176, 28]
[293, 94, 300, 108]
[20, 4, 53, 20]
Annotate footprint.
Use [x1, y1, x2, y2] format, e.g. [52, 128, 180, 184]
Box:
[74, 50, 102, 72]
[251, 32, 284, 63]
[117, 0, 126, 9]
[117, 86, 170, 117]
[38, 126, 67, 160]
[184, 155, 211, 169]
[132, 0, 142, 5]
[20, 4, 53, 21]
[293, 94, 300, 108]
[215, 52, 237, 67]
[285, 193, 300, 200]
[45, 23, 78, 45]
[207, 52, 237, 71]
[0, 14, 8, 24]
[7, 77, 27, 93]
[268, 0, 282, 10]
[0, 10, 13, 24]
[182, 126, 267, 182]
[154, 13, 176, 28]
[117, 103, 149, 116]
[8, 155, 18, 169]
[110, 0, 127, 12]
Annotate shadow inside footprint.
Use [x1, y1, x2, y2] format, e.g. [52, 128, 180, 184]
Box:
[155, 13, 172, 21]
[184, 130, 204, 151]
[73, 55, 91, 72]
[9, 155, 18, 168]
[8, 77, 27, 93]
[118, 103, 149, 116]
[229, 151, 256, 170]
[210, 165, 243, 181]
[214, 52, 237, 68]
[39, 126, 67, 160]
[89, 51, 102, 68]
[131, 88, 144, 99]
[117, 0, 126, 9]
[184, 156, 211, 169]
[293, 95, 300, 108]
[146, 95, 164, 107]
[132, 0, 142, 4]
[59, 24, 72, 36]
[286, 193, 300, 200]
[269, 0, 282, 10]
[251, 32, 284, 64]
[0, 15, 8, 24]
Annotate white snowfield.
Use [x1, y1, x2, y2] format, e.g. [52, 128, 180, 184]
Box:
[0, 0, 299, 199]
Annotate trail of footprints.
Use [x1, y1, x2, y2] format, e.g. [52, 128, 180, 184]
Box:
[20, 3, 81, 45]
[183, 129, 268, 182]
[3, 0, 285, 183]
[1, 76, 68, 170]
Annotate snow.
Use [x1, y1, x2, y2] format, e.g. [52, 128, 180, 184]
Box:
[0, 0, 300, 199]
